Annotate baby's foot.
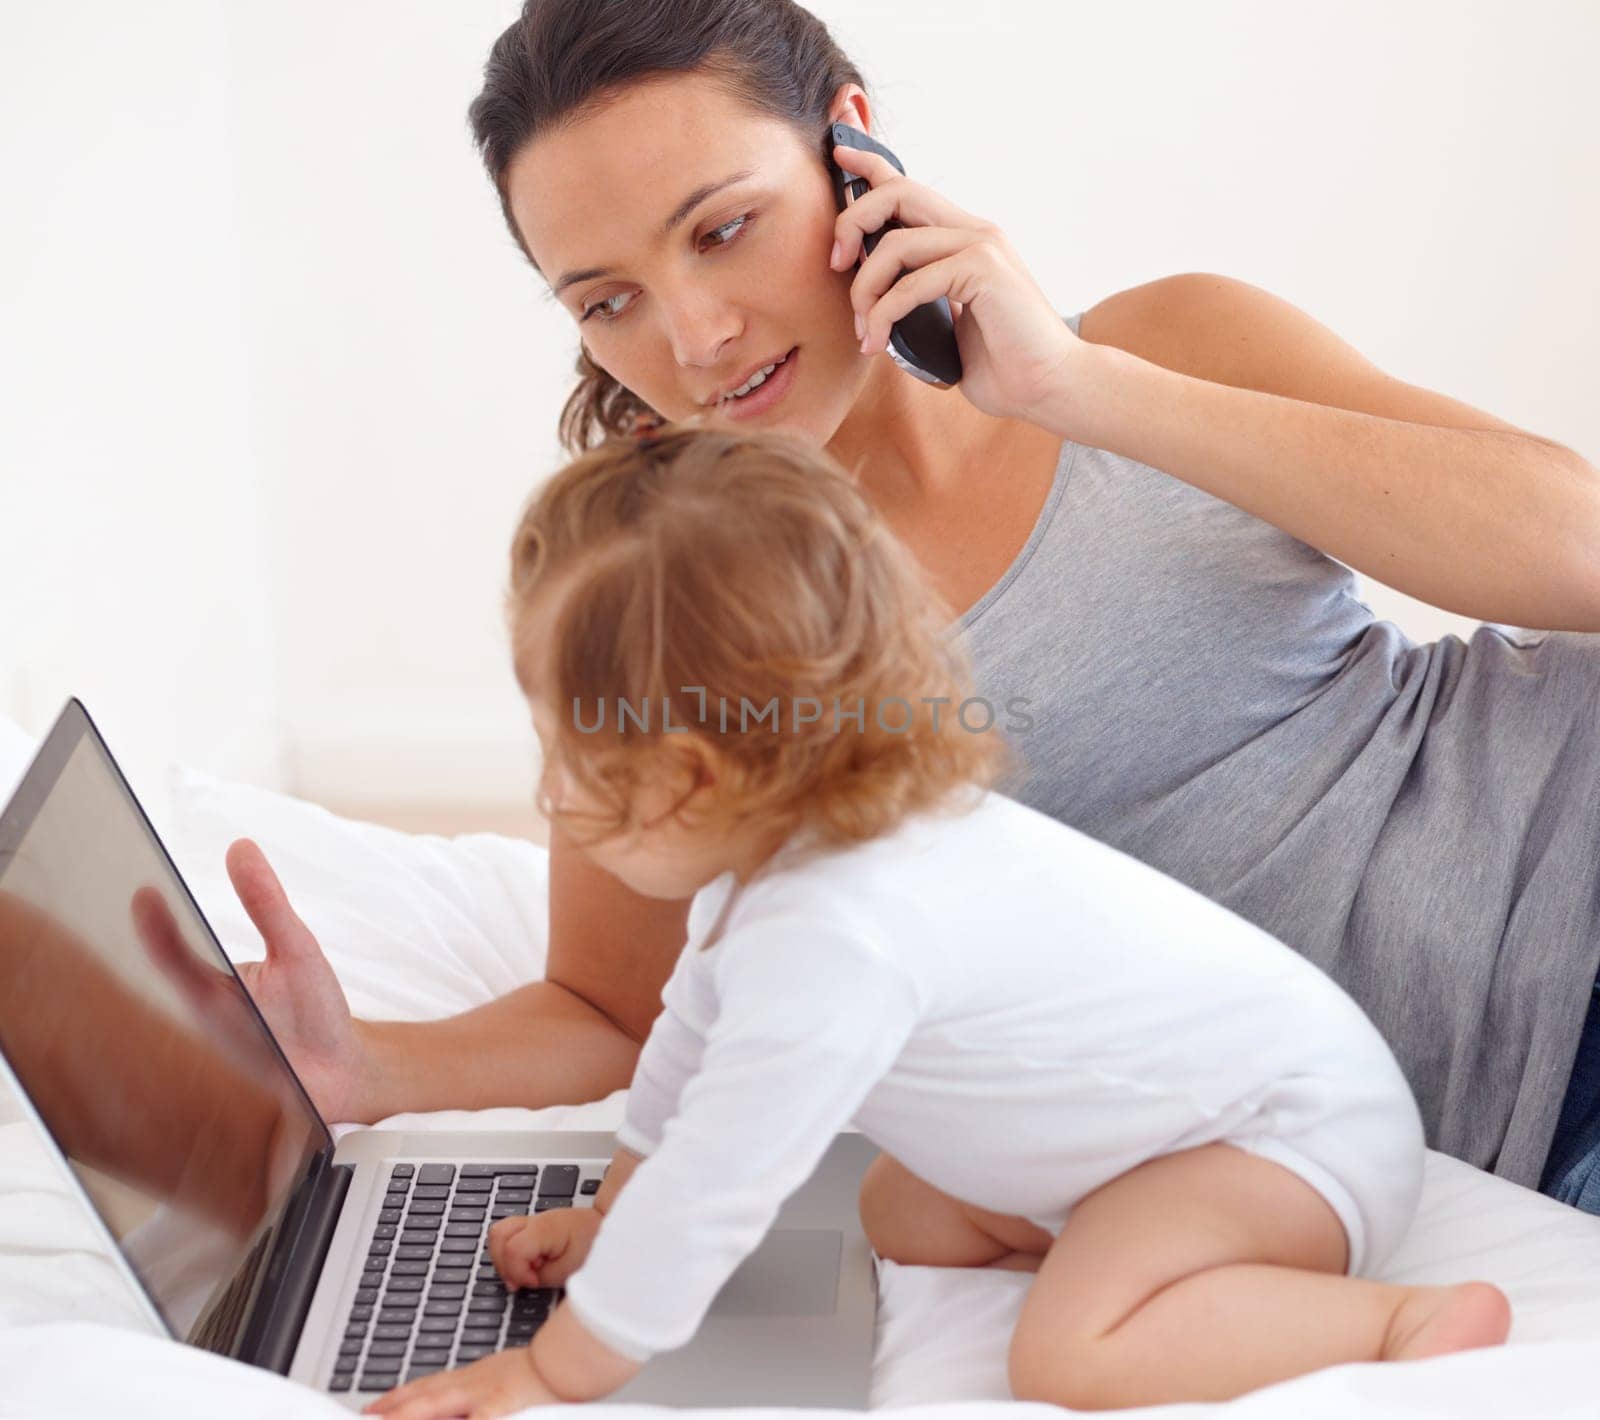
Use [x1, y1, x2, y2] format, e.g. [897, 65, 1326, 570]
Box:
[1382, 1282, 1512, 1361]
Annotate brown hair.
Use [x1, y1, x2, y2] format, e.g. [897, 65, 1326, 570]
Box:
[467, 0, 867, 454]
[508, 425, 1008, 852]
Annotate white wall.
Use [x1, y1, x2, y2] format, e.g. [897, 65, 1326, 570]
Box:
[5, 1, 1598, 818]
[1, 2, 282, 817]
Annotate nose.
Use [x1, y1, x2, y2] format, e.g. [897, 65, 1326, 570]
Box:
[656, 279, 742, 370]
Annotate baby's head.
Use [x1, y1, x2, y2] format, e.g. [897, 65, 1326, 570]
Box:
[507, 424, 1008, 897]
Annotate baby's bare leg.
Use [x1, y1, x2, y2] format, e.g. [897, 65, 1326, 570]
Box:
[859, 1154, 1053, 1270]
[1008, 1143, 1510, 1411]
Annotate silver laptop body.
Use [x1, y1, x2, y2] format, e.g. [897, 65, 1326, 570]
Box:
[0, 700, 877, 1408]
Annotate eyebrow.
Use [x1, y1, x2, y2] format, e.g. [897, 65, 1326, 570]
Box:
[549, 168, 758, 297]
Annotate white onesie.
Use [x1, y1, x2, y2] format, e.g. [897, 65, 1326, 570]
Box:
[561, 790, 1425, 1362]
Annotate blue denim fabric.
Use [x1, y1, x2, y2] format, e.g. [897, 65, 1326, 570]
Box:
[1540, 983, 1600, 1212]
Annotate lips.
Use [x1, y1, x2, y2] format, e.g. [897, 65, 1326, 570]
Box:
[704, 347, 797, 407]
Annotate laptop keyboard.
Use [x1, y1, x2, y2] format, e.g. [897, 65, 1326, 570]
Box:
[328, 1161, 604, 1394]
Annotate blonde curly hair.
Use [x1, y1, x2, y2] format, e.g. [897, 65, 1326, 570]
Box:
[507, 424, 1010, 852]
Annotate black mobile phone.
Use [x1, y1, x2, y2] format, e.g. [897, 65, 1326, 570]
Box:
[828, 122, 963, 388]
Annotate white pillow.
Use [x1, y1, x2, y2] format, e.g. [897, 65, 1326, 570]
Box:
[0, 714, 36, 805]
[164, 764, 552, 1024]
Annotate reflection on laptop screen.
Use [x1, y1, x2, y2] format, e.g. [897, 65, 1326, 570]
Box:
[0, 705, 328, 1355]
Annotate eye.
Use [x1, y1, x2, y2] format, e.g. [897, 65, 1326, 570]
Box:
[580, 291, 633, 324]
[578, 213, 756, 324]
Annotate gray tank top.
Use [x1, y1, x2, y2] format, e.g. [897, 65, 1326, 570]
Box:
[962, 309, 1600, 1187]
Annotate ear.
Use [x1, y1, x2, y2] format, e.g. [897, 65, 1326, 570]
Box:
[826, 83, 873, 137]
[638, 735, 722, 831]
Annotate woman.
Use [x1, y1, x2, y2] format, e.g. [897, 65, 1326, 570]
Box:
[230, 0, 1600, 1208]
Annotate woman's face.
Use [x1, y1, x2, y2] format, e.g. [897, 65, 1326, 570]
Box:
[506, 72, 870, 446]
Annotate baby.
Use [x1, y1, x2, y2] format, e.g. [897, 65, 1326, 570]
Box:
[367, 425, 1509, 1419]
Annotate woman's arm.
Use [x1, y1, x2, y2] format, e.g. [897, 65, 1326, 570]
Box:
[1057, 272, 1600, 631]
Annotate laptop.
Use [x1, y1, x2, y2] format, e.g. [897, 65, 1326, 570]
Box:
[0, 700, 878, 1407]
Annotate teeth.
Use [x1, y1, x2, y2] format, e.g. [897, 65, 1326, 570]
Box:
[728, 357, 782, 400]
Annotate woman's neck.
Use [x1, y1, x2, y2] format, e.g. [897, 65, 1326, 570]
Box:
[826, 360, 1007, 508]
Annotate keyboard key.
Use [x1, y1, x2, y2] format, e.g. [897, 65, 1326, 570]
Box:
[454, 1177, 493, 1194]
[333, 1355, 358, 1374]
[494, 1164, 540, 1175]
[386, 1277, 424, 1293]
[389, 1163, 415, 1180]
[424, 1300, 464, 1317]
[535, 1199, 571, 1212]
[391, 1261, 430, 1277]
[445, 1223, 482, 1238]
[338, 1339, 364, 1357]
[449, 1207, 487, 1223]
[408, 1199, 446, 1216]
[413, 1184, 451, 1200]
[429, 1285, 467, 1302]
[580, 1179, 601, 1195]
[367, 1241, 392, 1258]
[378, 1308, 417, 1325]
[373, 1324, 412, 1342]
[439, 1238, 477, 1253]
[407, 1367, 446, 1382]
[417, 1164, 456, 1186]
[367, 1340, 408, 1358]
[496, 1174, 537, 1191]
[344, 1324, 368, 1340]
[432, 1267, 470, 1284]
[418, 1316, 458, 1333]
[461, 1327, 502, 1345]
[379, 1209, 402, 1225]
[355, 1288, 379, 1306]
[505, 1321, 539, 1340]
[349, 1306, 374, 1323]
[474, 1281, 507, 1297]
[412, 1347, 451, 1365]
[373, 1224, 398, 1240]
[461, 1164, 497, 1178]
[491, 1204, 523, 1219]
[329, 1376, 353, 1392]
[537, 1166, 579, 1198]
[396, 1246, 433, 1261]
[358, 1374, 396, 1392]
[456, 1345, 494, 1362]
[468, 1297, 507, 1315]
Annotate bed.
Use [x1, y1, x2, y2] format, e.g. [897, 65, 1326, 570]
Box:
[3, 723, 1600, 1417]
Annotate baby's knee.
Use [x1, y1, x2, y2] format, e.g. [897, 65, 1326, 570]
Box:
[857, 1154, 918, 1259]
[1008, 1331, 1121, 1411]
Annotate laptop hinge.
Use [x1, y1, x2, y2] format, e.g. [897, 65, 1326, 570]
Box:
[240, 1157, 355, 1375]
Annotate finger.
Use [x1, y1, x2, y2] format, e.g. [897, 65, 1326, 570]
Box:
[831, 151, 982, 268]
[501, 1230, 546, 1289]
[226, 838, 319, 967]
[861, 251, 992, 355]
[848, 225, 987, 328]
[131, 886, 232, 1012]
[487, 1216, 529, 1279]
[364, 1372, 467, 1418]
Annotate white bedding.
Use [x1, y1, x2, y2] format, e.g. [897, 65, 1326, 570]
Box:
[2, 740, 1600, 1417]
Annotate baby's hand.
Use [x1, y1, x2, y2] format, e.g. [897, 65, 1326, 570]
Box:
[488, 1206, 604, 1288]
[363, 1347, 561, 1419]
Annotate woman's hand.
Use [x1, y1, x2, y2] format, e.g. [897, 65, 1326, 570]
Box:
[363, 1347, 565, 1420]
[138, 837, 370, 1124]
[488, 1207, 604, 1288]
[830, 140, 1087, 427]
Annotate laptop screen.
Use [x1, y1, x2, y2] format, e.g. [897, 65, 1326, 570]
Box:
[0, 703, 330, 1355]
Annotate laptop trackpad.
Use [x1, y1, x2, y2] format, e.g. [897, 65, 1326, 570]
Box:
[706, 1228, 842, 1317]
